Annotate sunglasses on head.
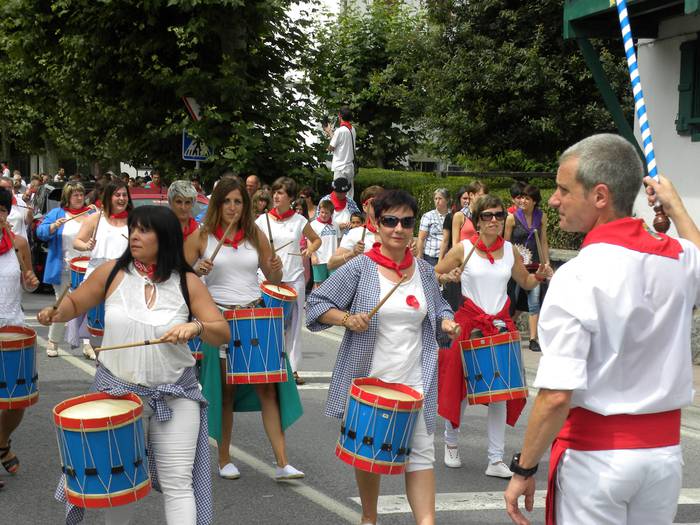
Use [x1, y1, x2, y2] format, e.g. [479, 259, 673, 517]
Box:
[479, 211, 507, 221]
[379, 215, 416, 229]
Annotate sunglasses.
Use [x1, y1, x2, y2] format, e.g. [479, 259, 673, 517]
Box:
[479, 211, 507, 221]
[379, 215, 416, 229]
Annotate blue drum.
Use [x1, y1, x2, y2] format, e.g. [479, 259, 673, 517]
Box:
[0, 326, 39, 409]
[224, 307, 286, 384]
[69, 256, 90, 290]
[336, 378, 423, 475]
[188, 335, 203, 360]
[259, 281, 297, 321]
[460, 331, 528, 405]
[53, 392, 150, 508]
[87, 302, 105, 338]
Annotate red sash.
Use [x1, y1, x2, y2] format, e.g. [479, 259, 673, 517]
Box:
[437, 297, 526, 428]
[546, 407, 681, 524]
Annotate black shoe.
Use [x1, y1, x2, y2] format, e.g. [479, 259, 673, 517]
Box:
[529, 339, 541, 352]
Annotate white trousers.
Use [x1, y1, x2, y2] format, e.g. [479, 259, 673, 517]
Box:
[284, 275, 306, 372]
[333, 166, 355, 200]
[48, 271, 70, 344]
[555, 445, 682, 524]
[104, 397, 201, 525]
[443, 398, 506, 463]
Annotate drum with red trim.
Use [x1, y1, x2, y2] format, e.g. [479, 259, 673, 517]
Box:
[224, 307, 287, 384]
[0, 326, 39, 409]
[460, 330, 528, 405]
[53, 392, 150, 508]
[336, 378, 423, 475]
[69, 256, 90, 290]
[87, 302, 105, 338]
[259, 281, 297, 320]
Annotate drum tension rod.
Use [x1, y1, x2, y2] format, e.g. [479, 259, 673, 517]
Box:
[363, 436, 374, 446]
[381, 443, 392, 452]
[85, 467, 98, 476]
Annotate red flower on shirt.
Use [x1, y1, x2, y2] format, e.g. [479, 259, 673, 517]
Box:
[406, 295, 420, 309]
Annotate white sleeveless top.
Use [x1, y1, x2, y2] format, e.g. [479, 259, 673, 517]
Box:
[0, 249, 23, 326]
[460, 239, 514, 314]
[62, 219, 82, 264]
[86, 217, 128, 278]
[203, 234, 261, 306]
[255, 213, 307, 282]
[98, 266, 195, 386]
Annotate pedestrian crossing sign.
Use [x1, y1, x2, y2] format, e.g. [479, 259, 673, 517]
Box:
[182, 130, 210, 162]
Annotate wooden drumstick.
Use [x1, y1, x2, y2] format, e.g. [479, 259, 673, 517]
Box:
[210, 220, 236, 262]
[459, 233, 481, 274]
[3, 226, 26, 272]
[533, 229, 546, 265]
[95, 338, 166, 353]
[265, 211, 275, 253]
[367, 275, 407, 319]
[121, 233, 129, 240]
[91, 209, 103, 242]
[63, 207, 94, 223]
[273, 239, 294, 253]
[360, 225, 367, 243]
[53, 286, 71, 310]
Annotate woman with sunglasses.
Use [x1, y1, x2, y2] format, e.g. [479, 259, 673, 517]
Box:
[36, 182, 96, 357]
[435, 195, 552, 476]
[307, 189, 460, 525]
[255, 177, 321, 385]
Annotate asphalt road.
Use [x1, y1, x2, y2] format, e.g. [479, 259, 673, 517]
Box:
[3, 291, 700, 524]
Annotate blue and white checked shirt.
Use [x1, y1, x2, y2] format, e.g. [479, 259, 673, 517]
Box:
[419, 209, 447, 258]
[306, 256, 453, 434]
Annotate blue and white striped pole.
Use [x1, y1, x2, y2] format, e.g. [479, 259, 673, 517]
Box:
[615, 0, 670, 231]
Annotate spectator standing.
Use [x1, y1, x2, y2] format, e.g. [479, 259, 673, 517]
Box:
[318, 178, 360, 237]
[299, 185, 317, 219]
[0, 177, 31, 239]
[417, 188, 450, 267]
[507, 181, 527, 214]
[439, 186, 470, 311]
[53, 168, 65, 183]
[252, 189, 271, 218]
[0, 161, 9, 178]
[323, 107, 357, 199]
[246, 174, 261, 197]
[145, 169, 165, 194]
[451, 181, 488, 246]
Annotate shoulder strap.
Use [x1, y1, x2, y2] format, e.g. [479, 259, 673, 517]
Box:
[349, 128, 356, 155]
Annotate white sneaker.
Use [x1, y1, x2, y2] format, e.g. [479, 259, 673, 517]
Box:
[82, 342, 96, 360]
[46, 341, 59, 357]
[444, 444, 462, 468]
[219, 463, 240, 480]
[485, 461, 513, 479]
[275, 464, 305, 480]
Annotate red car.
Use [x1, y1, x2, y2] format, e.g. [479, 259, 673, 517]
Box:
[128, 187, 209, 218]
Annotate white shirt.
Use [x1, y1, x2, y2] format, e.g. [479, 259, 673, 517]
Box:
[203, 234, 261, 305]
[0, 249, 23, 326]
[534, 240, 700, 415]
[61, 219, 82, 264]
[255, 212, 308, 282]
[85, 217, 129, 278]
[460, 239, 514, 314]
[330, 126, 356, 171]
[310, 219, 339, 264]
[7, 195, 29, 239]
[370, 269, 426, 391]
[340, 226, 375, 253]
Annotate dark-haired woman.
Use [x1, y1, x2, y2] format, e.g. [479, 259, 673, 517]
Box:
[73, 180, 132, 357]
[504, 184, 549, 352]
[186, 176, 305, 481]
[451, 181, 488, 246]
[307, 189, 460, 525]
[255, 177, 321, 385]
[438, 186, 469, 311]
[435, 195, 552, 477]
[39, 206, 229, 524]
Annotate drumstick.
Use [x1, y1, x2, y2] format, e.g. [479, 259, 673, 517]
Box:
[533, 229, 547, 265]
[273, 239, 294, 252]
[91, 209, 103, 242]
[210, 220, 236, 262]
[62, 208, 94, 223]
[3, 226, 25, 272]
[265, 211, 275, 253]
[52, 285, 71, 310]
[360, 226, 367, 243]
[121, 233, 129, 240]
[459, 233, 481, 274]
[367, 275, 407, 319]
[95, 338, 166, 353]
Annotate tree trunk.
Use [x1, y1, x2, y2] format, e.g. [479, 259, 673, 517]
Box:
[43, 136, 60, 176]
[0, 120, 10, 162]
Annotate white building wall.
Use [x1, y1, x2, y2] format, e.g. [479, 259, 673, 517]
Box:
[634, 15, 700, 234]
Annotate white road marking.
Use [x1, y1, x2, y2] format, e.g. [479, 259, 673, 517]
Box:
[297, 383, 330, 391]
[296, 371, 332, 378]
[352, 488, 700, 514]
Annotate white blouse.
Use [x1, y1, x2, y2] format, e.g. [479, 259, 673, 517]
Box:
[459, 239, 514, 314]
[86, 217, 129, 278]
[339, 226, 375, 253]
[203, 234, 260, 306]
[255, 213, 307, 282]
[0, 249, 23, 326]
[98, 266, 195, 386]
[61, 219, 82, 264]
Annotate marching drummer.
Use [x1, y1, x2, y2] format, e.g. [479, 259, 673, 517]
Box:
[36, 182, 95, 358]
[0, 189, 39, 488]
[435, 195, 552, 477]
[185, 176, 306, 481]
[255, 176, 321, 385]
[306, 189, 459, 525]
[38, 205, 229, 524]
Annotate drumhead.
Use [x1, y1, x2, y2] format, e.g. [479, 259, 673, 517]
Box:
[361, 385, 419, 402]
[59, 398, 140, 419]
[0, 332, 27, 341]
[70, 259, 89, 270]
[263, 284, 296, 298]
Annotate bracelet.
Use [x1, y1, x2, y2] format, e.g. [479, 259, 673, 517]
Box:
[192, 319, 204, 336]
[341, 311, 351, 327]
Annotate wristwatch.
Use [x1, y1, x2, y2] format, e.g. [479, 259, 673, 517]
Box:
[510, 453, 538, 479]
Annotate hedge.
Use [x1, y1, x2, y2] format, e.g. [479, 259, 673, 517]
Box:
[312, 168, 582, 250]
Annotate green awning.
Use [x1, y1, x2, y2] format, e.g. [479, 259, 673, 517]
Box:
[563, 0, 698, 39]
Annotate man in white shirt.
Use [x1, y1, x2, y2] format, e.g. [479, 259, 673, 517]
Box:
[504, 134, 700, 525]
[324, 106, 357, 199]
[0, 176, 31, 239]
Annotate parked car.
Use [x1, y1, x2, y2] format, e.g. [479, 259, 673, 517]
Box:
[128, 187, 209, 218]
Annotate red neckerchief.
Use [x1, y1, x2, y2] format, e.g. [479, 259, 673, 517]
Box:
[471, 234, 505, 264]
[11, 195, 17, 206]
[214, 224, 245, 248]
[0, 228, 14, 256]
[63, 206, 91, 215]
[339, 121, 353, 130]
[365, 219, 378, 234]
[581, 217, 682, 259]
[329, 191, 346, 212]
[134, 260, 156, 280]
[182, 217, 198, 240]
[316, 216, 333, 225]
[365, 242, 413, 278]
[95, 199, 102, 208]
[110, 210, 129, 219]
[268, 208, 295, 221]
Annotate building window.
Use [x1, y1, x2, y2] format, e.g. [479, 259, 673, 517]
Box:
[677, 36, 700, 141]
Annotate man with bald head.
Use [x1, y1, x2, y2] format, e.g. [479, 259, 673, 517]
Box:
[246, 174, 261, 196]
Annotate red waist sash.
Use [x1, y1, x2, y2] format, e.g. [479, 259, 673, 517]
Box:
[546, 407, 681, 525]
